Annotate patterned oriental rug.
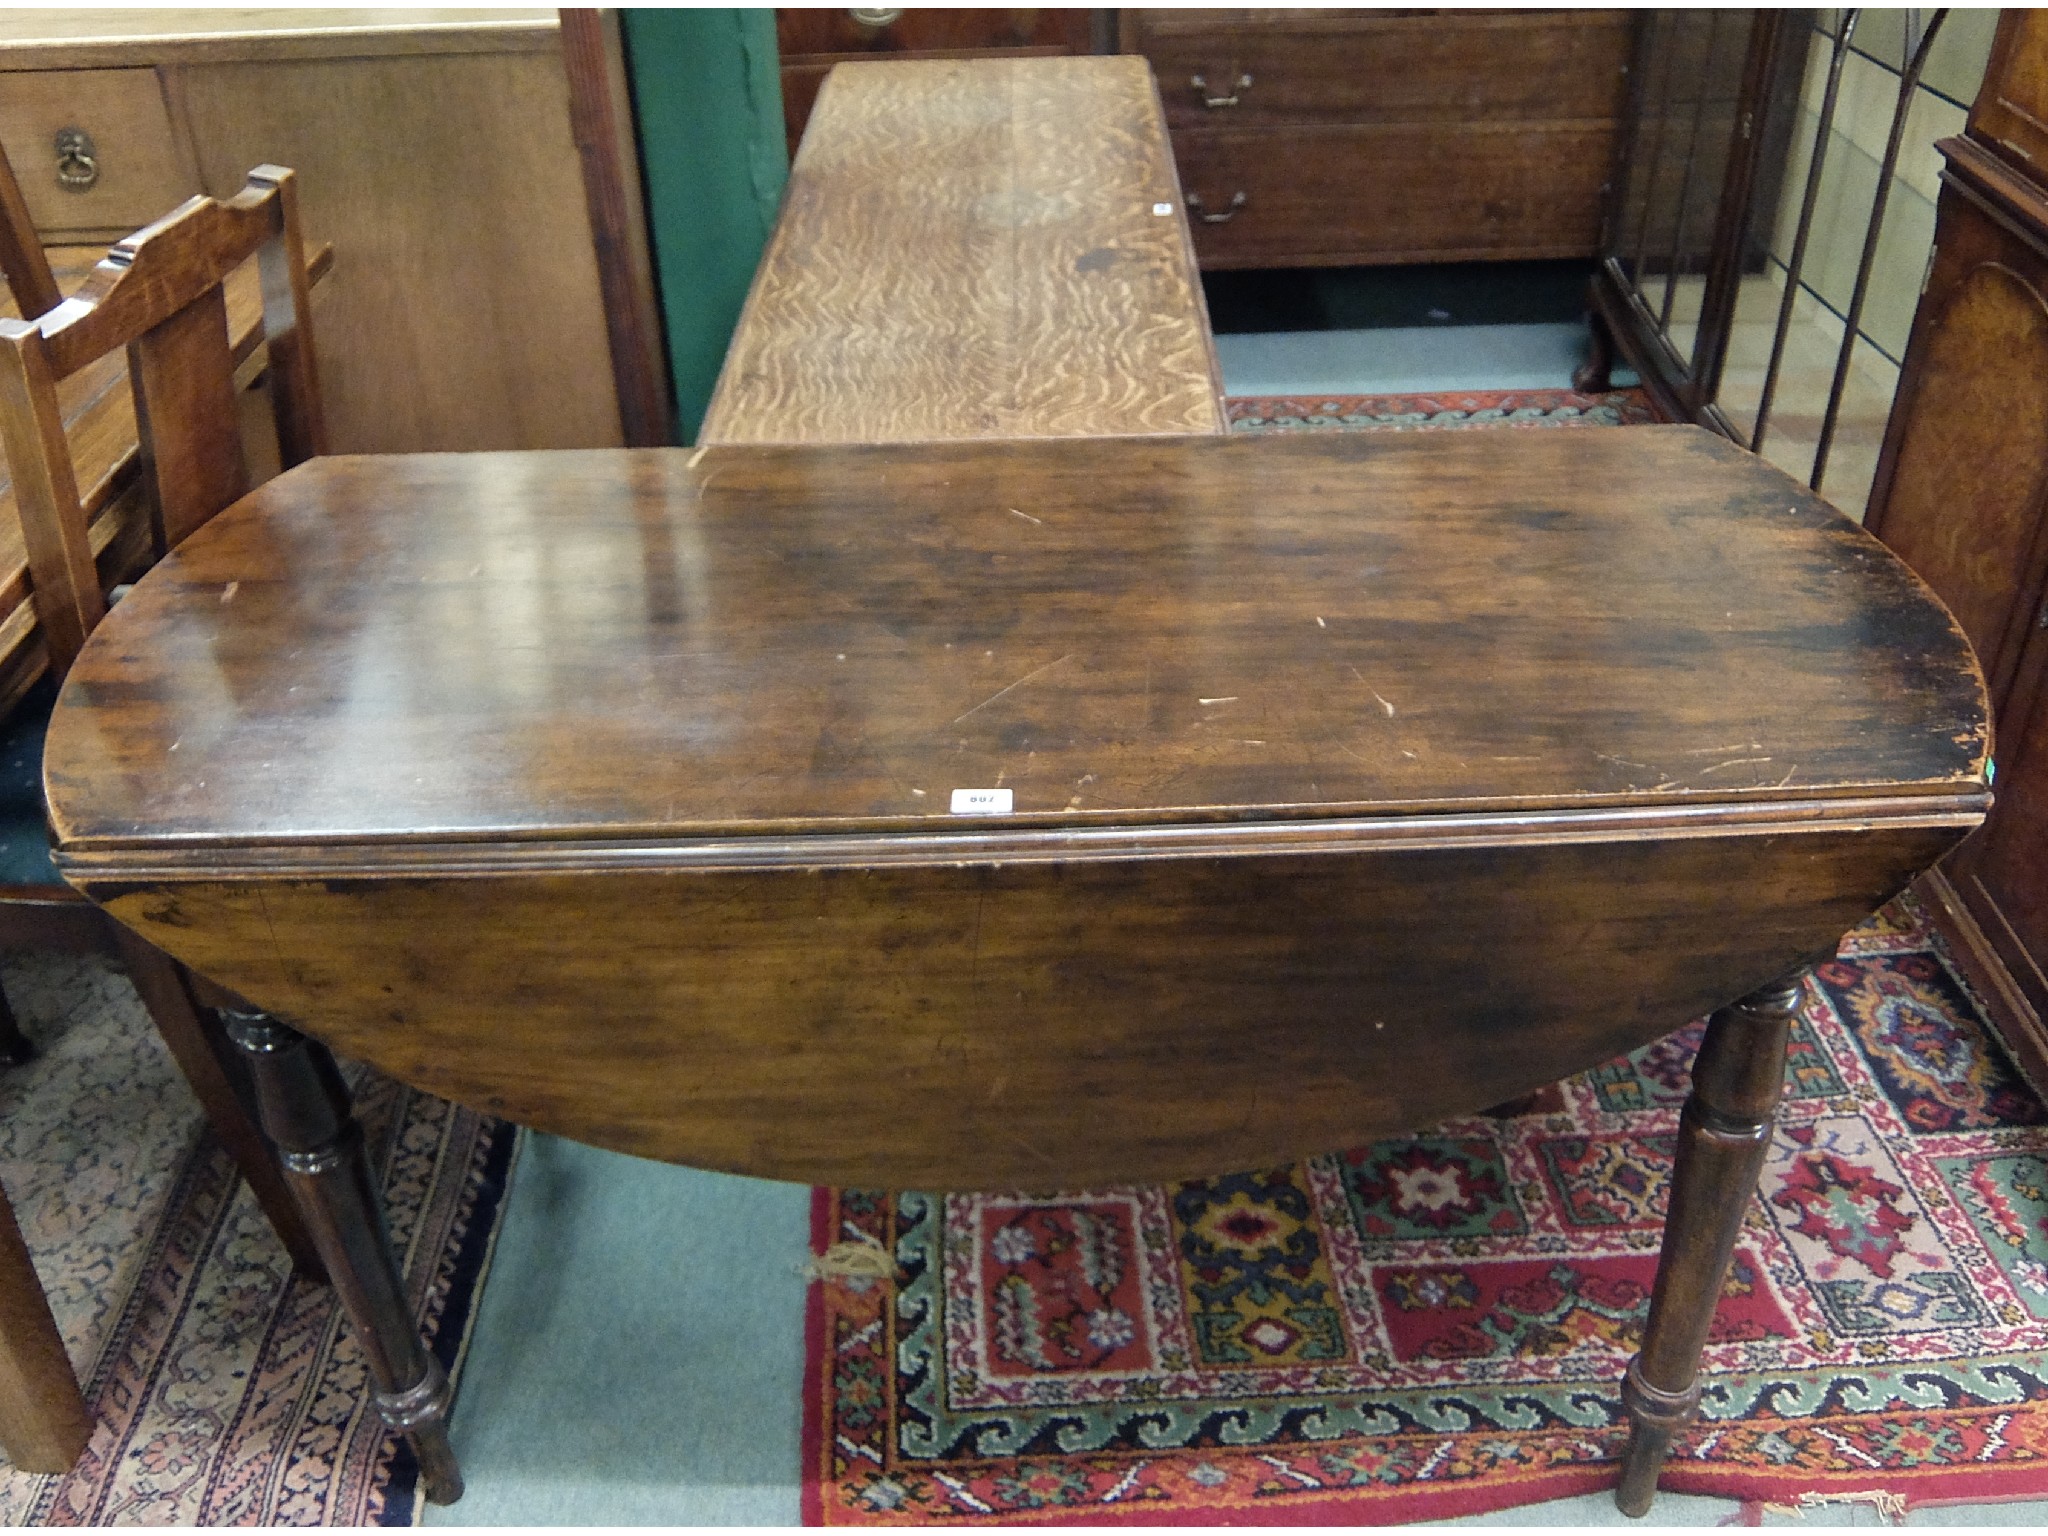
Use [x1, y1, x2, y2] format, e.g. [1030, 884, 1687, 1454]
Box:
[1227, 387, 1657, 432]
[804, 899, 2048, 1524]
[0, 953, 513, 1526]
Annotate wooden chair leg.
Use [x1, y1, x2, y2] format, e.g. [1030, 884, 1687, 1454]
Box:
[1614, 971, 1803, 1517]
[110, 929, 327, 1281]
[0, 986, 33, 1067]
[223, 1009, 463, 1505]
[0, 1181, 91, 1473]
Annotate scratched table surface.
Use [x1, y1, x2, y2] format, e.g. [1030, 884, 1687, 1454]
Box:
[46, 427, 1985, 849]
[40, 426, 1989, 1188]
[697, 55, 1226, 446]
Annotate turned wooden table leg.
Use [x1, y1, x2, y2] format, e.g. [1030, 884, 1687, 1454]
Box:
[223, 1010, 463, 1505]
[1615, 971, 1803, 1518]
[114, 932, 327, 1281]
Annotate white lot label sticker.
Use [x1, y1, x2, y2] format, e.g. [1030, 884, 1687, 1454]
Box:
[950, 788, 1014, 814]
[1152, 202, 1173, 216]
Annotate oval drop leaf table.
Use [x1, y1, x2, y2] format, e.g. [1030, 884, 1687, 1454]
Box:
[40, 427, 1989, 1513]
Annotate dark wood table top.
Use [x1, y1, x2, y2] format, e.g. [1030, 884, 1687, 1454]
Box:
[40, 426, 1987, 1189]
[47, 426, 1987, 867]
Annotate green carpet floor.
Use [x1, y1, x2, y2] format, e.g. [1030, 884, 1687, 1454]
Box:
[425, 1135, 810, 1525]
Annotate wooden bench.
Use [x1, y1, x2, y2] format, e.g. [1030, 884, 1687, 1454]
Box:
[699, 55, 1226, 445]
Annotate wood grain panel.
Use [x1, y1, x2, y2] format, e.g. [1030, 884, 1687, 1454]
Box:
[773, 6, 1097, 149]
[778, 49, 1079, 156]
[700, 56, 1224, 445]
[1867, 179, 2048, 712]
[1174, 119, 1619, 268]
[89, 822, 1960, 1188]
[1139, 9, 1629, 129]
[1864, 106, 2048, 1094]
[1969, 9, 2048, 181]
[0, 67, 198, 240]
[775, 9, 1093, 58]
[166, 47, 621, 452]
[1957, 645, 2048, 1021]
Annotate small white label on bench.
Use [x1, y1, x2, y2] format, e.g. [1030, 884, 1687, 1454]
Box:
[1152, 202, 1173, 216]
[950, 788, 1014, 815]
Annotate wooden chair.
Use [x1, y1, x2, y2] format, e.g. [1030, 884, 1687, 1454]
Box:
[0, 167, 329, 1472]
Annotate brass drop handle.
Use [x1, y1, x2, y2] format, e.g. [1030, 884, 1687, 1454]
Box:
[848, 7, 903, 26]
[54, 127, 99, 192]
[1190, 71, 1253, 109]
[1186, 190, 1247, 224]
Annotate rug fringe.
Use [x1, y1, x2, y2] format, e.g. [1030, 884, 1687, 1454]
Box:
[1755, 1489, 1908, 1523]
[803, 1227, 895, 1282]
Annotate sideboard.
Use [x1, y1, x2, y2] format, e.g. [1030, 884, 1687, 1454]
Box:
[0, 8, 624, 454]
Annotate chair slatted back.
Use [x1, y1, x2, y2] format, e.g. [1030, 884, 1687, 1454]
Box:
[0, 166, 324, 681]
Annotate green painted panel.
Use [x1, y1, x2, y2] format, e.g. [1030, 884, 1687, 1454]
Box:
[623, 8, 787, 443]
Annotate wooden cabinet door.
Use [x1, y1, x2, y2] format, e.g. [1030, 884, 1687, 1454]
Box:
[1865, 158, 2048, 714]
[1866, 134, 2048, 1069]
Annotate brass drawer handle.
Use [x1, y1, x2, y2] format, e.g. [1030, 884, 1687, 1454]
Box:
[54, 127, 100, 192]
[1186, 190, 1247, 224]
[1190, 71, 1252, 109]
[848, 7, 902, 26]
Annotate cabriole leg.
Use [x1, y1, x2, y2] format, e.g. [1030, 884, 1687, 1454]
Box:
[223, 1010, 463, 1505]
[1615, 972, 1802, 1517]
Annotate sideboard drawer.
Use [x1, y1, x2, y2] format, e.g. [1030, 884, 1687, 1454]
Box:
[0, 67, 198, 240]
[1173, 121, 1616, 268]
[1144, 11, 1630, 130]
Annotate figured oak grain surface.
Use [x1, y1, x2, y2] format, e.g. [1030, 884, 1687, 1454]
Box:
[42, 428, 1990, 1186]
[698, 55, 1226, 445]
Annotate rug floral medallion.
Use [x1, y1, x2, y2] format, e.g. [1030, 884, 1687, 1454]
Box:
[804, 899, 2048, 1523]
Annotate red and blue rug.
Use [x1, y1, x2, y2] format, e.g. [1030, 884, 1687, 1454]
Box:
[804, 897, 2048, 1522]
[1227, 388, 1657, 433]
